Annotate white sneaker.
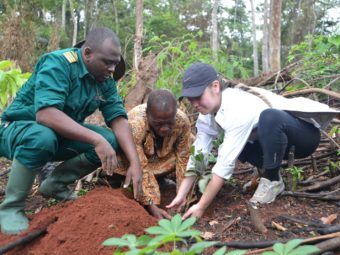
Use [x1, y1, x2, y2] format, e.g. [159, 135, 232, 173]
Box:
[249, 177, 285, 204]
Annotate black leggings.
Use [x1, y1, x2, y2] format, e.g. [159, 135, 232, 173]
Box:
[238, 109, 320, 180]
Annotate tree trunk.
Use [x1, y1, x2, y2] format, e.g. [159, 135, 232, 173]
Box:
[133, 0, 143, 71]
[69, 0, 78, 46]
[269, 0, 282, 72]
[262, 0, 270, 73]
[124, 54, 158, 112]
[211, 0, 219, 60]
[83, 0, 87, 39]
[61, 0, 66, 30]
[250, 0, 258, 76]
[112, 0, 119, 34]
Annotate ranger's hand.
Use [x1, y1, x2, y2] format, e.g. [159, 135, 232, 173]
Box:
[93, 137, 118, 175]
[124, 163, 142, 200]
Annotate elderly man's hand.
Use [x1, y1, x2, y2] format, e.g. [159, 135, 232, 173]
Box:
[146, 204, 171, 219]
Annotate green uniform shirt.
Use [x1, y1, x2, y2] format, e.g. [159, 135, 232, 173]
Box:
[1, 48, 127, 126]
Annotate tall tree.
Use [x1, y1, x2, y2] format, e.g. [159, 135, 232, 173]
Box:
[269, 0, 282, 72]
[262, 0, 270, 73]
[211, 0, 219, 60]
[61, 0, 66, 30]
[250, 0, 258, 76]
[134, 0, 143, 71]
[69, 0, 78, 46]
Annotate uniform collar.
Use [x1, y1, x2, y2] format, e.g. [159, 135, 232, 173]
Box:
[76, 48, 91, 79]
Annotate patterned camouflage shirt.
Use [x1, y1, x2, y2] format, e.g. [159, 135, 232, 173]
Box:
[116, 104, 191, 205]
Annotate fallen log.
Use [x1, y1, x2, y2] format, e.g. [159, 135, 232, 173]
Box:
[299, 169, 330, 185]
[278, 215, 328, 228]
[298, 175, 340, 192]
[317, 224, 340, 235]
[312, 237, 340, 255]
[281, 190, 340, 201]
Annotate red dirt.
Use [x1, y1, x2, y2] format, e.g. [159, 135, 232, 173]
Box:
[0, 187, 157, 255]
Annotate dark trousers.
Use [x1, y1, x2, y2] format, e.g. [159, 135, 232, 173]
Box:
[238, 109, 320, 180]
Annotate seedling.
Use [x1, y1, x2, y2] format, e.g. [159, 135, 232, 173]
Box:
[286, 166, 304, 191]
[103, 214, 246, 254]
[263, 239, 319, 255]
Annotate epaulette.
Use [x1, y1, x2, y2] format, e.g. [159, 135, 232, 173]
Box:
[63, 51, 78, 63]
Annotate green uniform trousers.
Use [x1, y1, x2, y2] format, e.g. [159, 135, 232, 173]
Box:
[0, 121, 119, 171]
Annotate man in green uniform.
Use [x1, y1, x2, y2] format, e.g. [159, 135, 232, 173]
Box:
[0, 27, 142, 235]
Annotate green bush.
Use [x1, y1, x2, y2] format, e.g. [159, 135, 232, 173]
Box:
[144, 33, 251, 97]
[287, 34, 340, 88]
[0, 60, 31, 110]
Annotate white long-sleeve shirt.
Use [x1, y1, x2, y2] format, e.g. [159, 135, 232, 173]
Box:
[187, 87, 338, 180]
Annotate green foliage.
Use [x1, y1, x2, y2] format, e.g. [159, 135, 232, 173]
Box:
[103, 214, 246, 254]
[188, 132, 231, 193]
[47, 198, 59, 207]
[263, 239, 319, 255]
[286, 166, 304, 192]
[103, 214, 212, 254]
[77, 188, 89, 196]
[187, 146, 211, 193]
[0, 60, 31, 110]
[324, 159, 340, 174]
[144, 33, 251, 97]
[328, 125, 339, 138]
[287, 35, 340, 88]
[103, 215, 319, 255]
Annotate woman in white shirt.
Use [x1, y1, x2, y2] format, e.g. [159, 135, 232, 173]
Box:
[167, 62, 338, 219]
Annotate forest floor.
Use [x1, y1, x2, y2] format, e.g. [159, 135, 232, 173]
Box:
[0, 113, 339, 254]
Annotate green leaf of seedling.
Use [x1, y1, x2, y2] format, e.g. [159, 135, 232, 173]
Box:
[146, 226, 168, 235]
[176, 229, 201, 238]
[136, 235, 152, 246]
[262, 252, 279, 255]
[213, 246, 226, 255]
[159, 218, 174, 232]
[283, 239, 303, 254]
[102, 237, 128, 247]
[126, 249, 142, 255]
[226, 250, 247, 255]
[288, 245, 320, 255]
[177, 217, 196, 232]
[188, 241, 217, 253]
[273, 242, 285, 254]
[171, 214, 183, 231]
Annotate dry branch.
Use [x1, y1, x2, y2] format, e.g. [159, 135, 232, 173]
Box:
[281, 190, 340, 201]
[313, 237, 340, 254]
[282, 88, 340, 100]
[278, 215, 327, 228]
[298, 175, 340, 192]
[317, 224, 340, 235]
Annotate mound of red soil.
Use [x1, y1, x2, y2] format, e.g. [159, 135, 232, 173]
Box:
[0, 187, 157, 255]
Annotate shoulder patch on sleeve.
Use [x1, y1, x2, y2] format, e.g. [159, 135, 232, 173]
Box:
[63, 51, 78, 63]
